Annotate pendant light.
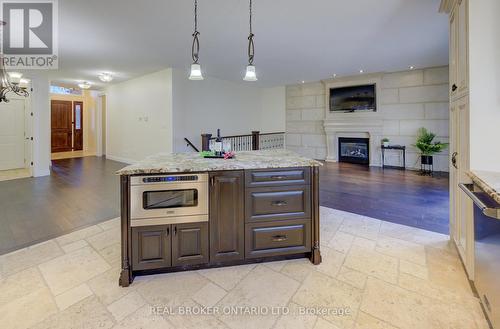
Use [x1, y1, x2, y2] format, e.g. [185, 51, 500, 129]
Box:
[243, 0, 257, 81]
[189, 0, 204, 80]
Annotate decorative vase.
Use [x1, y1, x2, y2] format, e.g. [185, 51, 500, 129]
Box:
[421, 155, 433, 165]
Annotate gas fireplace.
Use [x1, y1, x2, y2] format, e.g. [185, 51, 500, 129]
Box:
[338, 137, 370, 165]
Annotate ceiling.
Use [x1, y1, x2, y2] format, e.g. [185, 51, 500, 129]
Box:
[49, 0, 448, 88]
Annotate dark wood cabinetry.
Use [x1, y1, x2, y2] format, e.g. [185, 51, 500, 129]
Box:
[244, 168, 313, 258]
[245, 185, 311, 222]
[209, 171, 245, 263]
[172, 222, 209, 266]
[132, 222, 208, 270]
[120, 166, 321, 286]
[245, 168, 309, 187]
[132, 225, 171, 270]
[245, 219, 311, 258]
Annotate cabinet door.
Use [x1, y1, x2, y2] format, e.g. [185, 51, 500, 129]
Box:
[456, 0, 468, 95]
[449, 4, 458, 98]
[132, 225, 171, 270]
[172, 222, 209, 266]
[209, 171, 245, 262]
[450, 97, 473, 277]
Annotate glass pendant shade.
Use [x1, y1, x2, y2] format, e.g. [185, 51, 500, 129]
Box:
[8, 72, 22, 84]
[243, 65, 257, 81]
[189, 63, 204, 80]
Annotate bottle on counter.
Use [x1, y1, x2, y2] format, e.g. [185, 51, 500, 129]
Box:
[214, 129, 223, 156]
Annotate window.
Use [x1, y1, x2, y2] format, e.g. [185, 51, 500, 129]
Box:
[75, 104, 81, 129]
[50, 85, 82, 96]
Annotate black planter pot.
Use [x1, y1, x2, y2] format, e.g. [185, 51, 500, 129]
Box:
[421, 155, 433, 165]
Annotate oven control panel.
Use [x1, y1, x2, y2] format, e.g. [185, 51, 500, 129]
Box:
[142, 175, 199, 183]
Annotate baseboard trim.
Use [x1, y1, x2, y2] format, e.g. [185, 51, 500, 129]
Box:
[105, 155, 136, 165]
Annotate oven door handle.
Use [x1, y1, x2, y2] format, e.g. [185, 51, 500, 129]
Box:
[459, 183, 500, 220]
[459, 183, 488, 211]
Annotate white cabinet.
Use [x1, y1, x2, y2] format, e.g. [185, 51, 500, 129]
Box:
[449, 0, 469, 101]
[449, 96, 473, 276]
[444, 0, 473, 278]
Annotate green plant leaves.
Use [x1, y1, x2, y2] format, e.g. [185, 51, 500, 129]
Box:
[413, 127, 448, 155]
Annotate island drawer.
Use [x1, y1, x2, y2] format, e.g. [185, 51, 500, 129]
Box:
[245, 185, 311, 222]
[245, 219, 311, 258]
[245, 168, 310, 187]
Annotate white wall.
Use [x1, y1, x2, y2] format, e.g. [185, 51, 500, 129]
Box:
[104, 68, 285, 160]
[106, 69, 173, 163]
[171, 69, 285, 152]
[469, 0, 500, 171]
[286, 66, 450, 171]
[261, 86, 286, 133]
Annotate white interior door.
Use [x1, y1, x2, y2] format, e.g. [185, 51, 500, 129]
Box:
[0, 99, 26, 170]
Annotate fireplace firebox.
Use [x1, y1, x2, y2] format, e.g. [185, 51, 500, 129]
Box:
[338, 137, 370, 165]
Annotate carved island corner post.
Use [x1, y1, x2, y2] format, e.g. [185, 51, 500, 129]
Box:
[311, 166, 322, 265]
[119, 175, 132, 287]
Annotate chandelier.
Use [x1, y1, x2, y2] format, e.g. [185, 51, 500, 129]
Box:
[0, 56, 29, 103]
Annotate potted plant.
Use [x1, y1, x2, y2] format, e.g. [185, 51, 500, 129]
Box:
[414, 127, 448, 169]
[381, 138, 390, 147]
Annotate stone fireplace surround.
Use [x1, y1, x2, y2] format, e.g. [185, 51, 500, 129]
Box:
[324, 118, 383, 166]
[323, 75, 384, 166]
[285, 66, 450, 171]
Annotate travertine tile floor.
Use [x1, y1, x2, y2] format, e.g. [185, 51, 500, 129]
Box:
[0, 206, 489, 329]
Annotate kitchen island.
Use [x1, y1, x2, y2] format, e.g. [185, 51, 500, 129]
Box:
[117, 150, 322, 286]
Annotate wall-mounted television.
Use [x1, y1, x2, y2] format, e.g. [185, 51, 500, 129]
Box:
[329, 84, 376, 112]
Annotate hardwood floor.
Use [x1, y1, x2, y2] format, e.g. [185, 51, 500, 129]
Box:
[0, 157, 125, 255]
[0, 157, 449, 255]
[319, 162, 450, 234]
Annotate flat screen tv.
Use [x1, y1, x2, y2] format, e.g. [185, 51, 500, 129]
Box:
[329, 84, 376, 112]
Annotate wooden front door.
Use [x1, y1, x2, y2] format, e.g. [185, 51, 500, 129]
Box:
[73, 101, 83, 151]
[51, 100, 73, 153]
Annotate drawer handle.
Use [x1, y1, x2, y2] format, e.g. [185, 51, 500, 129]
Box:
[272, 234, 288, 242]
[271, 200, 288, 207]
[270, 175, 287, 180]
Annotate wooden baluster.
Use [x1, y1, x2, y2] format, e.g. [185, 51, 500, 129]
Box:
[252, 131, 260, 150]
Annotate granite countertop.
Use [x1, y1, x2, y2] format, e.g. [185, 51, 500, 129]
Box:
[467, 170, 500, 204]
[117, 149, 322, 175]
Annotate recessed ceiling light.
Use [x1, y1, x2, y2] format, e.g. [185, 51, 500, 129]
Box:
[359, 69, 364, 74]
[98, 72, 113, 82]
[409, 66, 415, 70]
[78, 81, 91, 89]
